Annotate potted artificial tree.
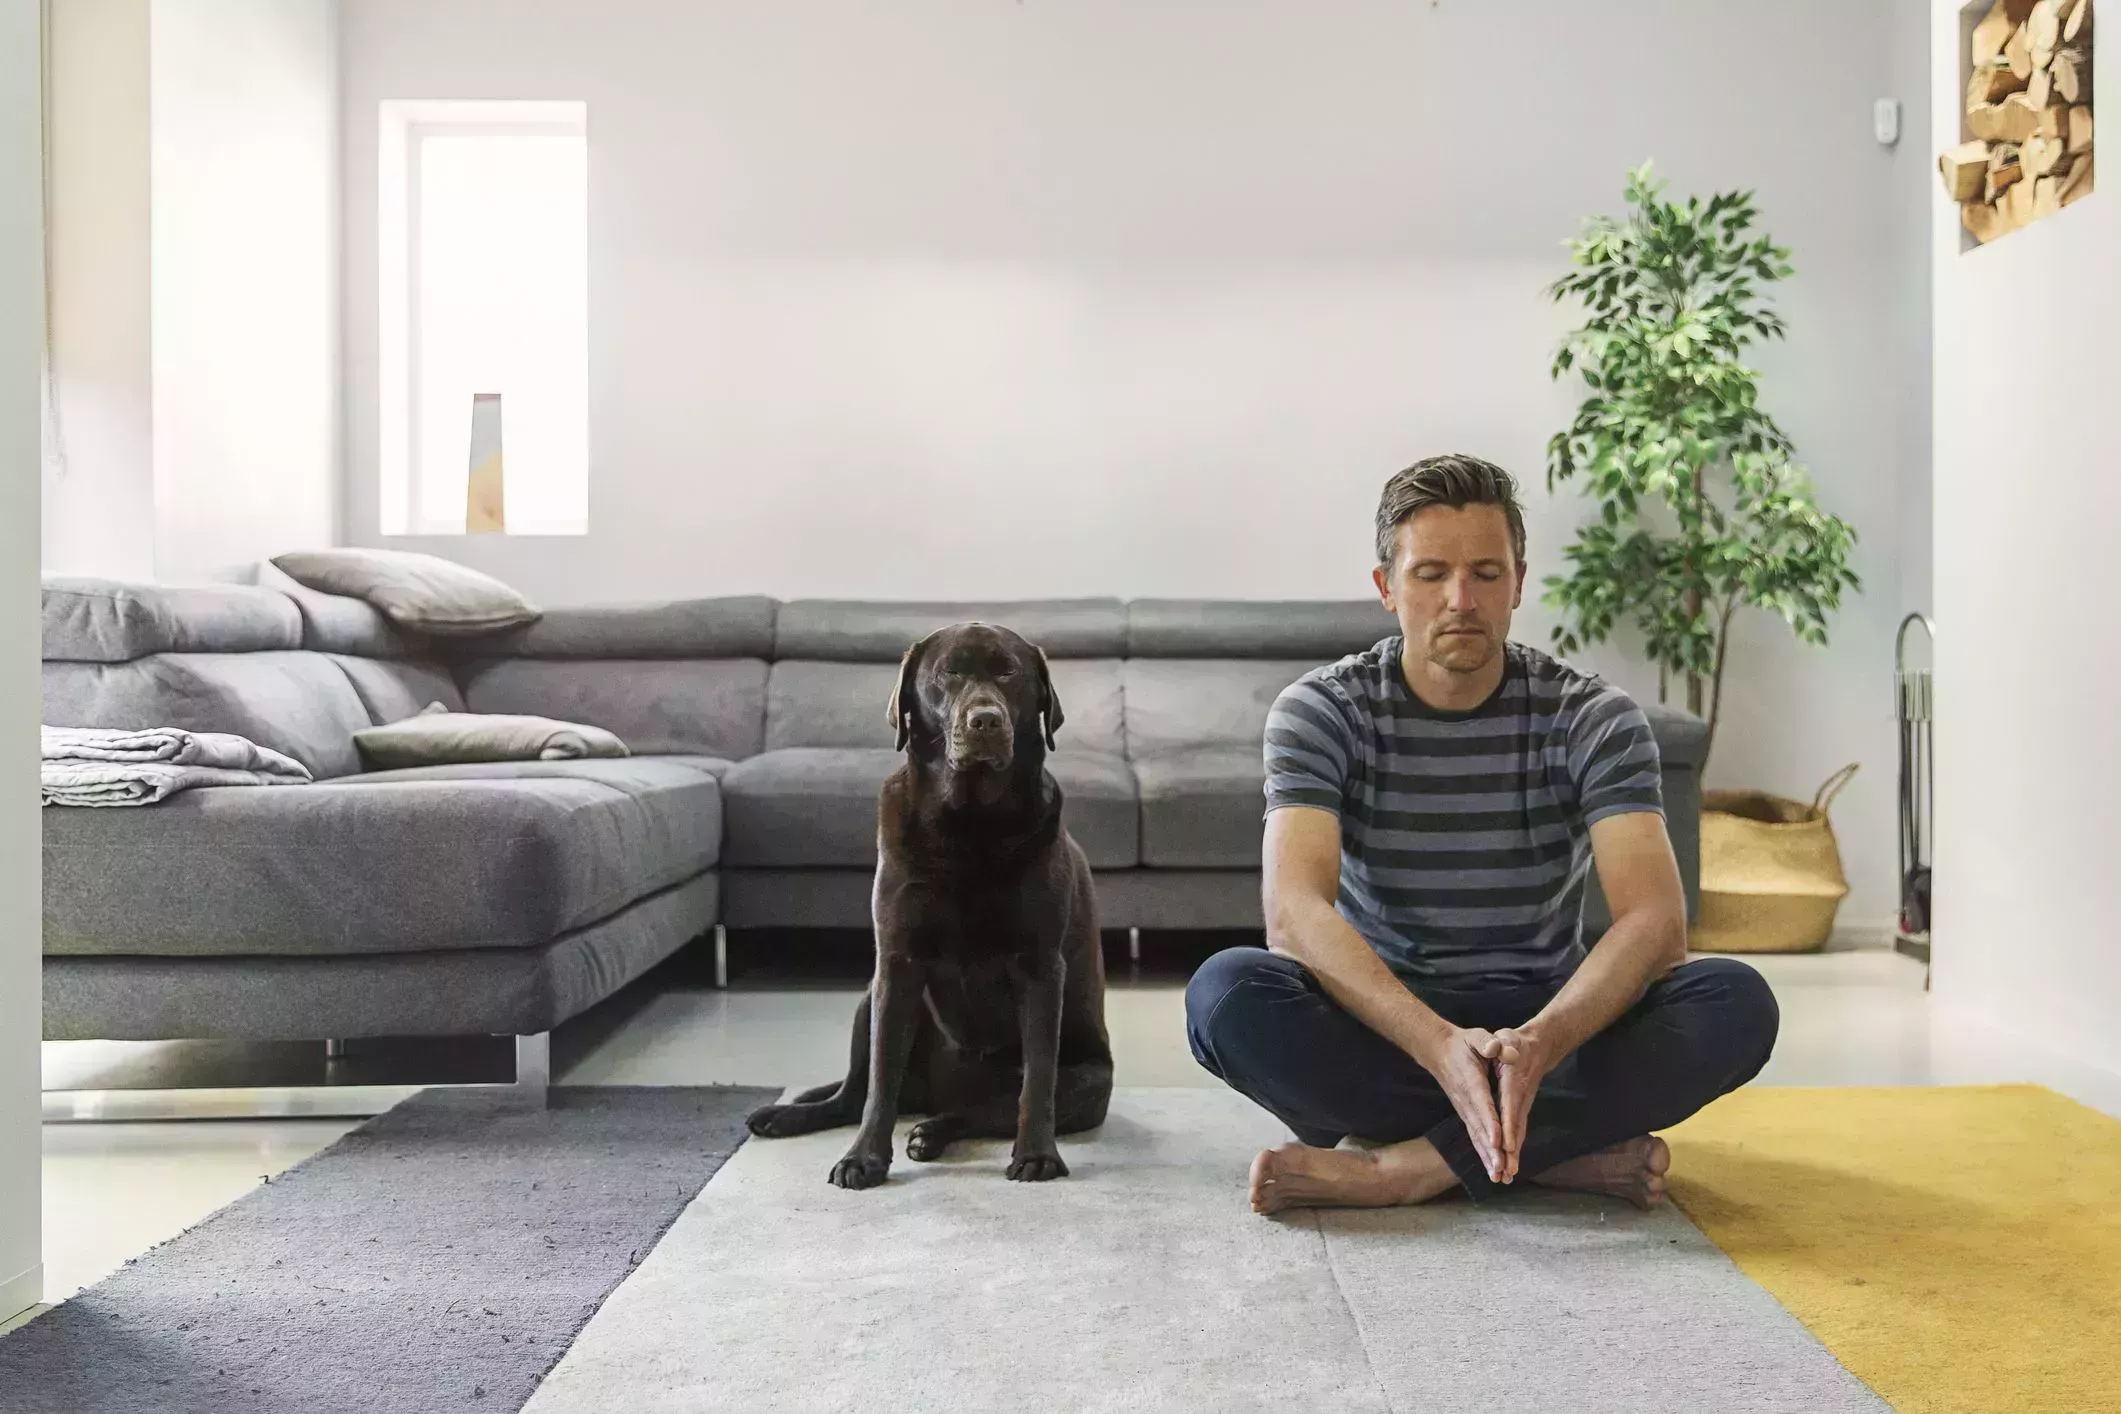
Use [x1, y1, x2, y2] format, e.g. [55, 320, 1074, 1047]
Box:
[1545, 164, 1862, 953]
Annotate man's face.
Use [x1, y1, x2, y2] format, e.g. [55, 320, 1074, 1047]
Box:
[1371, 504, 1526, 676]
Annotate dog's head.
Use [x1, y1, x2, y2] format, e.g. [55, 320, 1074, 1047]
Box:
[885, 621, 1064, 772]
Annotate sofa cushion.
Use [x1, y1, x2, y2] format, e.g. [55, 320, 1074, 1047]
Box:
[720, 747, 1138, 869]
[457, 658, 769, 759]
[43, 579, 301, 663]
[763, 659, 1125, 755]
[271, 548, 541, 636]
[326, 654, 466, 723]
[1121, 659, 1332, 757]
[259, 563, 421, 658]
[337, 754, 732, 784]
[1125, 600, 1396, 659]
[471, 596, 778, 659]
[1133, 746, 1267, 868]
[43, 652, 377, 780]
[41, 759, 721, 959]
[773, 599, 1127, 660]
[354, 707, 632, 768]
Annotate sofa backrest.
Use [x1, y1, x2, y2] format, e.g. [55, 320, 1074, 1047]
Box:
[1115, 599, 1398, 759]
[43, 578, 1705, 787]
[450, 598, 775, 760]
[763, 600, 1130, 756]
[252, 563, 471, 725]
[41, 579, 382, 779]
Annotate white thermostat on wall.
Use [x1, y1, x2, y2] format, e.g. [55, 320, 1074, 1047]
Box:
[1874, 99, 1901, 146]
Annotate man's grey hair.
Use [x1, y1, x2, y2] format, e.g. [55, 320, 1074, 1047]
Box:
[1373, 454, 1528, 569]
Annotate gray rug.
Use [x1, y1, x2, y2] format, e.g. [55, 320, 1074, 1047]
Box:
[0, 1085, 773, 1414]
[528, 1088, 1885, 1413]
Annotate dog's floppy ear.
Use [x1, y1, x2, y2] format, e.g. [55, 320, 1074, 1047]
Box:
[1035, 646, 1064, 751]
[886, 634, 931, 752]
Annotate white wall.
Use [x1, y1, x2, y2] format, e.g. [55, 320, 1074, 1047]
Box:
[42, 0, 153, 583]
[1930, 0, 2120, 1076]
[342, 0, 1931, 923]
[42, 0, 336, 586]
[1893, 0, 1936, 623]
[3, 0, 46, 1324]
[149, 0, 338, 582]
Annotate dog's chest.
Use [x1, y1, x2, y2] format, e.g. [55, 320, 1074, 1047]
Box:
[899, 882, 1045, 966]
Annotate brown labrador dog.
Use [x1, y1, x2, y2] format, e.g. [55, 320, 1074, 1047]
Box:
[744, 621, 1115, 1188]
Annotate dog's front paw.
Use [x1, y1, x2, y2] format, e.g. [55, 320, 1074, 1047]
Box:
[905, 1121, 952, 1162]
[746, 1103, 797, 1138]
[829, 1151, 891, 1190]
[1005, 1150, 1069, 1182]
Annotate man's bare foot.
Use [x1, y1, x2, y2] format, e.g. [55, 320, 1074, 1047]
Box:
[1528, 1135, 1671, 1210]
[1247, 1137, 1459, 1215]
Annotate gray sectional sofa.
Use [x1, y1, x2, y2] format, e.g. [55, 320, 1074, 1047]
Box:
[40, 578, 1709, 1060]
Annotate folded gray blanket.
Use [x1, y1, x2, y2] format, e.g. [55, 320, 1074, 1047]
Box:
[42, 725, 312, 807]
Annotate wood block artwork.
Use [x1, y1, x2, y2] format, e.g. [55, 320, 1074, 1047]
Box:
[467, 393, 506, 534]
[1946, 0, 2094, 243]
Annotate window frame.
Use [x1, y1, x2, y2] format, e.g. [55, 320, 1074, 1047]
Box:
[377, 99, 588, 537]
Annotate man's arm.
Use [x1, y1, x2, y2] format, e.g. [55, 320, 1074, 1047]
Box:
[1492, 809, 1687, 1179]
[1263, 806, 1509, 1181]
[1525, 810, 1687, 1055]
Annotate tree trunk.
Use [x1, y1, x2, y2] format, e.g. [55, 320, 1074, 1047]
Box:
[1685, 465, 1707, 718]
[1703, 598, 1739, 768]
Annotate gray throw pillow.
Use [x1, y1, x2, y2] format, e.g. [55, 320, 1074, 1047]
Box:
[271, 549, 540, 636]
[354, 703, 629, 769]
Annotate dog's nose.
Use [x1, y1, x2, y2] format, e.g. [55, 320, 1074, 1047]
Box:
[966, 705, 1006, 735]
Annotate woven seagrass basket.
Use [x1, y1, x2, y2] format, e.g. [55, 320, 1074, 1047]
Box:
[1690, 764, 1858, 954]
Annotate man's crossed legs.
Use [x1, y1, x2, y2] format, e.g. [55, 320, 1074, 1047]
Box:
[1185, 949, 1779, 1213]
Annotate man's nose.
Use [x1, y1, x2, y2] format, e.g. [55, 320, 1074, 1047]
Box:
[1445, 573, 1479, 611]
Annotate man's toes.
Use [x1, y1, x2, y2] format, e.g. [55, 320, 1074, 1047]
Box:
[1644, 1135, 1672, 1178]
[1250, 1146, 1307, 1214]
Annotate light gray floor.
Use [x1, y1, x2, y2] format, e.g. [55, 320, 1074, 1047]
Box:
[524, 1087, 1885, 1414]
[38, 943, 2121, 1301]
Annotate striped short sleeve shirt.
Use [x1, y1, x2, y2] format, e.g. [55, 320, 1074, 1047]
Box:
[1263, 636, 1663, 986]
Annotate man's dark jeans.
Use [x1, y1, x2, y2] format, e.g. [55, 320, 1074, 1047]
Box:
[1184, 949, 1780, 1200]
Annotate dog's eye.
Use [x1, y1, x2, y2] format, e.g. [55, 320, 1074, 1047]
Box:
[996, 667, 1017, 680]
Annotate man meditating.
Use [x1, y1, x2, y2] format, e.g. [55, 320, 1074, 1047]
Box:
[1187, 454, 1779, 1214]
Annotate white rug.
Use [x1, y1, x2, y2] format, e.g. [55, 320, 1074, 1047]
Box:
[526, 1088, 1883, 1413]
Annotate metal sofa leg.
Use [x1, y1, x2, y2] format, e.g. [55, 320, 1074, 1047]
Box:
[1128, 926, 1142, 964]
[514, 1031, 551, 1108]
[714, 924, 729, 990]
[324, 1039, 349, 1060]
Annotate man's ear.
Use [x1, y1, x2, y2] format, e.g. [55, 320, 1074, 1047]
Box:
[886, 635, 930, 752]
[1035, 646, 1064, 751]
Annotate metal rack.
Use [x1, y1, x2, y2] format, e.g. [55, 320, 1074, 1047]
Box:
[1895, 613, 1934, 984]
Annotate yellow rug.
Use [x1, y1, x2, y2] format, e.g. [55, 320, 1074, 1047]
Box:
[1666, 1085, 2121, 1414]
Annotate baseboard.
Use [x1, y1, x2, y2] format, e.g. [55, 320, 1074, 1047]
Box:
[1929, 1003, 2121, 1119]
[1, 1262, 43, 1326]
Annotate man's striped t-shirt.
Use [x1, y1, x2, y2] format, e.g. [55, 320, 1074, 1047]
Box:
[1263, 636, 1663, 987]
